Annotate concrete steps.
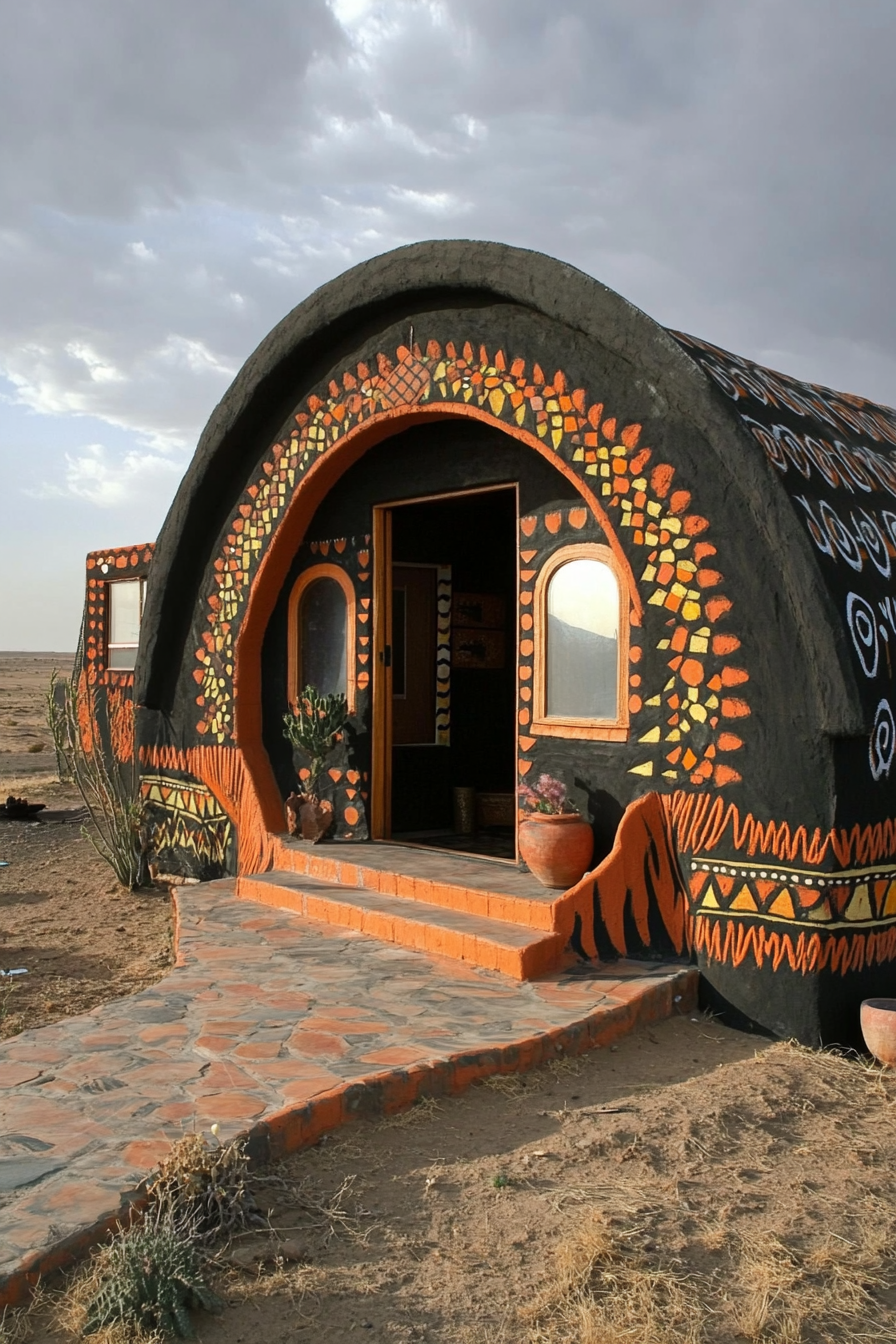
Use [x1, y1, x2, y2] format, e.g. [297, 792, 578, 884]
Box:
[270, 835, 562, 930]
[237, 869, 567, 980]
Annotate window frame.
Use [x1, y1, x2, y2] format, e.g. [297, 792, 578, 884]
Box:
[287, 563, 356, 713]
[531, 542, 630, 742]
[105, 577, 146, 673]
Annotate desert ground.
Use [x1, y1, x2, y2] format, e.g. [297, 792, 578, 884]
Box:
[0, 652, 72, 783]
[0, 653, 172, 1038]
[3, 654, 896, 1343]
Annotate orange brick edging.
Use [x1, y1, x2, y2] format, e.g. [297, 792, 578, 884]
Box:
[0, 878, 697, 1309]
[246, 965, 698, 1164]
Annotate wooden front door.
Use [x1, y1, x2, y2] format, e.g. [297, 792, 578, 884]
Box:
[391, 564, 437, 745]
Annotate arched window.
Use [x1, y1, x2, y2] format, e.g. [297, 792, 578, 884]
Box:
[287, 564, 356, 711]
[533, 544, 628, 741]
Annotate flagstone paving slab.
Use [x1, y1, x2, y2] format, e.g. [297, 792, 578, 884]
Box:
[0, 878, 696, 1304]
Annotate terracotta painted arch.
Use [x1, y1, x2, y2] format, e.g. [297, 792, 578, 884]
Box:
[232, 402, 642, 844]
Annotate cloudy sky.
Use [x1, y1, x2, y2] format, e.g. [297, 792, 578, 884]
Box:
[2, 0, 895, 649]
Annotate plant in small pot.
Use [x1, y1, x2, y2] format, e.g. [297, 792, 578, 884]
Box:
[282, 685, 349, 843]
[518, 773, 594, 890]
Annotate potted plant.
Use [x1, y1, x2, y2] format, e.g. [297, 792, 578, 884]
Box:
[518, 773, 594, 889]
[282, 686, 349, 843]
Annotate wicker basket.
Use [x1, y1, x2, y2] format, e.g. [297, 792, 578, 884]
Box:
[476, 792, 515, 828]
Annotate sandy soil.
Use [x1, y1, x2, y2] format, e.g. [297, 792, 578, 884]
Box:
[24, 1018, 896, 1344]
[0, 651, 73, 783]
[0, 653, 172, 1039]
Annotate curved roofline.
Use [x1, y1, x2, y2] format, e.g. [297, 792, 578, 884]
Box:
[136, 239, 862, 734]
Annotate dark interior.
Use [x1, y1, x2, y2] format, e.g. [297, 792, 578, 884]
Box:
[390, 488, 517, 859]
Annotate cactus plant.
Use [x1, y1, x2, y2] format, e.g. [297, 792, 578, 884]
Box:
[83, 1217, 223, 1339]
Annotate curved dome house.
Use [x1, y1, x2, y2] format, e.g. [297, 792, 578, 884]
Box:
[78, 241, 896, 1046]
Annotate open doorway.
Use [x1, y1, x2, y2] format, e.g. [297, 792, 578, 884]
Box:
[374, 486, 518, 861]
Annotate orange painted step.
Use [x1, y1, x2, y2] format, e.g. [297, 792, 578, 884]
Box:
[237, 871, 566, 980]
[270, 836, 562, 932]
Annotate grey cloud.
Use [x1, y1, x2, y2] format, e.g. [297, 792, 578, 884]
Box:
[4, 0, 896, 478]
[0, 0, 347, 217]
[4, 0, 896, 647]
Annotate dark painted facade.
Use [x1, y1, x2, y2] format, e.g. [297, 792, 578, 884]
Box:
[78, 240, 896, 1046]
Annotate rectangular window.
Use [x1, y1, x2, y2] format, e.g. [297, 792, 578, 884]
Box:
[108, 579, 144, 670]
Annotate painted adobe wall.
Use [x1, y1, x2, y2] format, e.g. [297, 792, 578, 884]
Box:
[127, 241, 895, 1043]
[76, 542, 235, 881]
[76, 542, 150, 777]
[668, 333, 896, 1041]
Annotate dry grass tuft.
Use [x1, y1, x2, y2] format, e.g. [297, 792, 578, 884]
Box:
[544, 1055, 586, 1081]
[148, 1130, 265, 1245]
[523, 1213, 701, 1344]
[524, 1198, 896, 1344]
[483, 1072, 529, 1097]
[250, 1172, 363, 1248]
[0, 1299, 38, 1344]
[377, 1096, 442, 1128]
[215, 1173, 365, 1306]
[731, 1216, 896, 1343]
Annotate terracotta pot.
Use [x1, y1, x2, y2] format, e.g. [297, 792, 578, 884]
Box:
[860, 998, 896, 1066]
[285, 793, 334, 844]
[518, 811, 594, 890]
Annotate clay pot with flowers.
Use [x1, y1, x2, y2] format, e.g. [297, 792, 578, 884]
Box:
[282, 686, 349, 843]
[518, 773, 594, 889]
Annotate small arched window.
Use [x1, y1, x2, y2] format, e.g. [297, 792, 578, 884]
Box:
[533, 544, 628, 741]
[287, 564, 356, 711]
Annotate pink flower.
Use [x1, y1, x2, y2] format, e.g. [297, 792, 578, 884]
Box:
[518, 773, 570, 815]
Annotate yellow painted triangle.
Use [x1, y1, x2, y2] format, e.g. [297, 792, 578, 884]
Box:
[731, 884, 759, 913]
[701, 884, 720, 910]
[884, 882, 896, 918]
[628, 761, 654, 777]
[768, 889, 795, 919]
[844, 883, 874, 921]
[638, 726, 661, 743]
[645, 695, 661, 707]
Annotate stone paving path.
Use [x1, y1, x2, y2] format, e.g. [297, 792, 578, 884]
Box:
[0, 879, 696, 1304]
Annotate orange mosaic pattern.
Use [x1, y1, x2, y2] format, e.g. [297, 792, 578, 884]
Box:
[194, 341, 749, 788]
[83, 544, 154, 689]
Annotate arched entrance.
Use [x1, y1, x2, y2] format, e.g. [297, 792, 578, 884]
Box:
[232, 400, 640, 864]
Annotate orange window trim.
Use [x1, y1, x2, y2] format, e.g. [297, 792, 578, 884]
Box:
[286, 563, 357, 713]
[531, 542, 630, 742]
